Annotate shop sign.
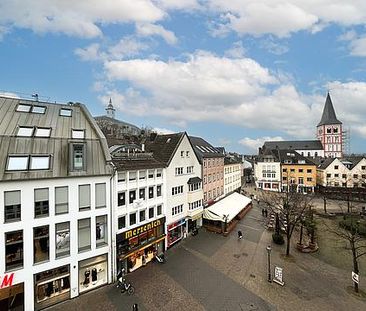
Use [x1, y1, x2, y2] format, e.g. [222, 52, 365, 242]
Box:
[273, 266, 284, 286]
[124, 217, 165, 240]
[352, 272, 359, 284]
[167, 218, 186, 231]
[0, 272, 14, 289]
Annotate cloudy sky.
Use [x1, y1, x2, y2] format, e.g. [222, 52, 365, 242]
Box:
[1, 0, 366, 154]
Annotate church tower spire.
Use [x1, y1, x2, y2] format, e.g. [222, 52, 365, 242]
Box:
[106, 97, 115, 119]
[316, 93, 343, 158]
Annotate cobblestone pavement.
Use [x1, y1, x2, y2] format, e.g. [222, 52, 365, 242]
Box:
[50, 201, 366, 311]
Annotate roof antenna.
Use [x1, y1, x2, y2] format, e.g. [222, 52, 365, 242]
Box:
[32, 93, 39, 101]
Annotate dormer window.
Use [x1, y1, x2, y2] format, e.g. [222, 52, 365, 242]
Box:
[72, 129, 85, 139]
[16, 104, 32, 112]
[30, 156, 50, 170]
[31, 105, 46, 114]
[7, 156, 29, 171]
[71, 144, 85, 170]
[35, 127, 51, 137]
[17, 126, 34, 137]
[60, 108, 72, 117]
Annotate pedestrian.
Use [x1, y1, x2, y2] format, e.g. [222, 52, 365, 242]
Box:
[238, 230, 243, 240]
[265, 209, 268, 217]
[261, 208, 265, 216]
[132, 303, 139, 311]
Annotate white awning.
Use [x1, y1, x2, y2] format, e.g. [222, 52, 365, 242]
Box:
[203, 192, 252, 223]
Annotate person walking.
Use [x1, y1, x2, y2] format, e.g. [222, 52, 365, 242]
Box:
[132, 303, 139, 311]
[238, 230, 243, 240]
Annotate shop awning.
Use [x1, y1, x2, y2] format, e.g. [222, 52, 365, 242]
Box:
[203, 192, 251, 223]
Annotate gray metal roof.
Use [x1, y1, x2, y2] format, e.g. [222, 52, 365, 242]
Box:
[189, 136, 224, 163]
[0, 96, 112, 181]
[264, 140, 323, 151]
[317, 93, 342, 126]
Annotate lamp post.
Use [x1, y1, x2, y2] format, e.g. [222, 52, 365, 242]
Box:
[266, 245, 272, 282]
[223, 214, 229, 234]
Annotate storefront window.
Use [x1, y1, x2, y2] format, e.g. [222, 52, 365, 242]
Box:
[34, 265, 70, 310]
[56, 222, 70, 258]
[5, 230, 23, 270]
[79, 255, 108, 293]
[96, 215, 107, 247]
[34, 226, 49, 263]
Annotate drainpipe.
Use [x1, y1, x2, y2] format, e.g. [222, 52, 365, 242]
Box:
[109, 162, 117, 282]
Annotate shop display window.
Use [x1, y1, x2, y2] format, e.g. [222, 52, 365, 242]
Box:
[96, 215, 107, 247]
[79, 255, 108, 293]
[56, 222, 70, 258]
[5, 230, 23, 270]
[34, 226, 49, 263]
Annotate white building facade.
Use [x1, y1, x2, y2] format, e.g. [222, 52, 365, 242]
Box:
[254, 151, 281, 192]
[224, 160, 242, 195]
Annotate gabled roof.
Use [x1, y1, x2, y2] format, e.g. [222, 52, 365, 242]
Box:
[264, 140, 323, 151]
[317, 93, 342, 126]
[317, 157, 336, 169]
[189, 136, 224, 163]
[145, 132, 186, 166]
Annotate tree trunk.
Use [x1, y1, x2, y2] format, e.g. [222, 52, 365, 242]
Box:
[351, 241, 359, 293]
[299, 224, 303, 245]
[323, 196, 327, 214]
[286, 234, 291, 256]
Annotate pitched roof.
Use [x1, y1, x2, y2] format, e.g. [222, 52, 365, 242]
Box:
[112, 157, 165, 171]
[145, 132, 185, 165]
[317, 93, 342, 126]
[276, 149, 316, 165]
[189, 136, 224, 163]
[264, 140, 323, 151]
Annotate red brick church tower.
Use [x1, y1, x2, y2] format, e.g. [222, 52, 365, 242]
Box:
[316, 93, 343, 158]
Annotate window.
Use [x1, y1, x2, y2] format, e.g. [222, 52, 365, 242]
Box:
[129, 190, 136, 204]
[118, 216, 126, 230]
[31, 105, 46, 114]
[148, 170, 154, 179]
[35, 127, 51, 137]
[72, 144, 85, 170]
[34, 188, 49, 218]
[204, 192, 207, 201]
[354, 174, 359, 179]
[60, 108, 72, 117]
[129, 213, 136, 226]
[156, 170, 162, 178]
[172, 204, 183, 216]
[78, 218, 91, 252]
[5, 230, 23, 270]
[34, 226, 49, 263]
[129, 171, 136, 181]
[362, 166, 366, 170]
[56, 222, 70, 258]
[30, 156, 50, 170]
[16, 104, 31, 112]
[204, 176, 207, 184]
[175, 167, 183, 175]
[334, 174, 339, 178]
[149, 186, 154, 199]
[139, 170, 146, 180]
[55, 186, 68, 214]
[283, 168, 287, 172]
[307, 169, 312, 173]
[157, 185, 162, 197]
[333, 128, 338, 133]
[327, 128, 331, 133]
[334, 165, 339, 170]
[181, 151, 184, 157]
[315, 152, 318, 157]
[186, 151, 189, 157]
[4, 191, 21, 222]
[327, 174, 331, 178]
[171, 185, 183, 195]
[189, 183, 201, 191]
[17, 126, 34, 136]
[118, 172, 126, 182]
[149, 207, 154, 219]
[342, 174, 347, 179]
[139, 188, 145, 200]
[95, 183, 106, 208]
[354, 183, 359, 188]
[72, 129, 85, 139]
[118, 192, 126, 206]
[283, 176, 287, 181]
[290, 169, 295, 172]
[307, 177, 312, 182]
[362, 175, 366, 179]
[299, 169, 303, 173]
[96, 215, 107, 247]
[140, 210, 146, 222]
[79, 184, 91, 211]
[157, 205, 162, 216]
[7, 156, 28, 171]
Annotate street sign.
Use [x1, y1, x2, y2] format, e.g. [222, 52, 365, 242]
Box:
[273, 266, 284, 286]
[352, 272, 359, 284]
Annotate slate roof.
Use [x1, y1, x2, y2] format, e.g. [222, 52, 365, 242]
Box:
[189, 136, 224, 164]
[317, 93, 342, 126]
[263, 140, 323, 151]
[187, 177, 202, 184]
[316, 157, 335, 169]
[317, 157, 364, 170]
[145, 132, 185, 165]
[224, 155, 242, 165]
[112, 157, 165, 171]
[276, 149, 316, 165]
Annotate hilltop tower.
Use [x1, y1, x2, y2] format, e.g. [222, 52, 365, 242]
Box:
[106, 97, 115, 119]
[316, 93, 343, 158]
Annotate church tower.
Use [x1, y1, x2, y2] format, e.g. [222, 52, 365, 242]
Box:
[316, 93, 343, 158]
[106, 97, 115, 119]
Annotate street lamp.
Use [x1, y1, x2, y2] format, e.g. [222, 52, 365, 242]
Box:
[266, 245, 272, 282]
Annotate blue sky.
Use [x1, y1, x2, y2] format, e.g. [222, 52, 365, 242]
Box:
[1, 1, 366, 154]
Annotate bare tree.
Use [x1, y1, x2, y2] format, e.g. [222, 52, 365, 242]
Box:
[324, 206, 366, 293]
[261, 187, 314, 256]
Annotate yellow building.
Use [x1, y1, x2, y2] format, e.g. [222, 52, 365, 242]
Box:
[278, 150, 317, 193]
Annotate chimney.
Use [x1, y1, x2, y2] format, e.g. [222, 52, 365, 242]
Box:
[258, 147, 262, 154]
[141, 143, 145, 152]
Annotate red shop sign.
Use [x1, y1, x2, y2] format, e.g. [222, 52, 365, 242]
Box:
[0, 272, 14, 289]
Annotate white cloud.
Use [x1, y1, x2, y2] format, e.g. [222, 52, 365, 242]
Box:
[207, 1, 366, 37]
[75, 43, 104, 61]
[239, 136, 284, 151]
[259, 37, 289, 55]
[155, 0, 200, 10]
[224, 41, 246, 58]
[136, 23, 177, 45]
[153, 127, 175, 134]
[0, 0, 165, 38]
[349, 36, 366, 57]
[108, 37, 150, 59]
